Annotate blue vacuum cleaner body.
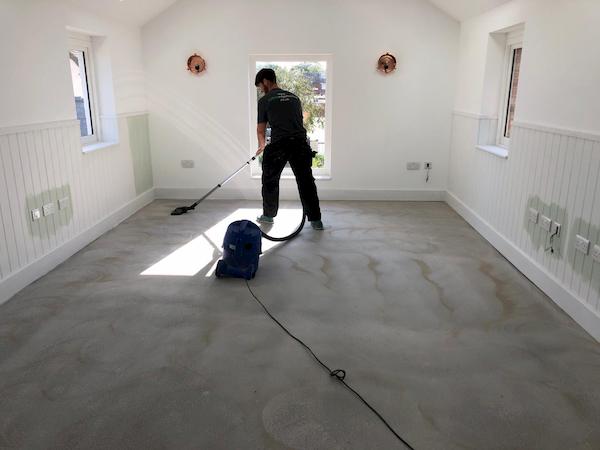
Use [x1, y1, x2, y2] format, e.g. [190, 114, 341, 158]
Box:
[215, 220, 262, 280]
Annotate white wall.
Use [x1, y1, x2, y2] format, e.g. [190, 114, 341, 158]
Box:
[448, 0, 600, 341]
[142, 0, 459, 200]
[0, 0, 153, 303]
[454, 0, 600, 133]
[0, 1, 75, 127]
[516, 1, 600, 132]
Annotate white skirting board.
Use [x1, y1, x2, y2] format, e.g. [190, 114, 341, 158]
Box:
[0, 189, 155, 305]
[154, 187, 446, 202]
[446, 191, 600, 342]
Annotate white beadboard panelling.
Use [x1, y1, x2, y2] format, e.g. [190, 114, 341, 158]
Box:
[565, 138, 588, 287]
[543, 133, 561, 270]
[516, 122, 600, 143]
[587, 141, 600, 307]
[582, 141, 600, 301]
[446, 191, 600, 343]
[0, 136, 13, 277]
[0, 189, 154, 305]
[570, 140, 593, 295]
[0, 136, 21, 272]
[8, 133, 35, 264]
[448, 112, 600, 339]
[38, 129, 58, 249]
[17, 131, 42, 260]
[26, 130, 48, 254]
[0, 117, 148, 297]
[51, 127, 71, 242]
[0, 119, 81, 136]
[550, 134, 569, 277]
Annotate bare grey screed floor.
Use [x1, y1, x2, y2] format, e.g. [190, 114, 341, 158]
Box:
[1, 200, 599, 450]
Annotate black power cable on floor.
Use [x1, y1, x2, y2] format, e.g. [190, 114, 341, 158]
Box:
[245, 280, 416, 450]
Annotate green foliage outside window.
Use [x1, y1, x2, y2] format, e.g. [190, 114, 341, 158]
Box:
[257, 62, 326, 170]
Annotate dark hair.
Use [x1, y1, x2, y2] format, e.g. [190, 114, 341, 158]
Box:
[255, 68, 277, 86]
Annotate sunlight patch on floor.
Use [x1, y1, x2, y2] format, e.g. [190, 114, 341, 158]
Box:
[141, 208, 303, 277]
[141, 234, 216, 276]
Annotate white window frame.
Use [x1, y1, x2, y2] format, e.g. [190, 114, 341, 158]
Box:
[69, 33, 100, 146]
[248, 54, 333, 179]
[497, 30, 523, 148]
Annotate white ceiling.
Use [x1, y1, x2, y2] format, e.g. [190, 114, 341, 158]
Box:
[427, 0, 513, 21]
[67, 0, 513, 27]
[66, 0, 178, 26]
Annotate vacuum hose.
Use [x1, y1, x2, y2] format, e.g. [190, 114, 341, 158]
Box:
[170, 156, 306, 242]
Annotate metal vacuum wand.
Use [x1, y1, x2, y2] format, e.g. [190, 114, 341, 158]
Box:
[171, 156, 256, 215]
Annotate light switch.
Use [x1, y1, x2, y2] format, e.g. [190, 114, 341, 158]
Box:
[528, 208, 539, 224]
[42, 203, 55, 216]
[31, 209, 41, 221]
[575, 235, 590, 255]
[539, 215, 552, 232]
[58, 197, 70, 210]
[592, 244, 600, 263]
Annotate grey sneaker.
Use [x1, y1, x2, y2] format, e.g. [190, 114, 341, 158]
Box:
[256, 215, 274, 224]
[311, 220, 324, 230]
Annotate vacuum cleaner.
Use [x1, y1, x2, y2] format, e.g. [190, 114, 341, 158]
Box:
[170, 156, 306, 279]
[215, 219, 262, 280]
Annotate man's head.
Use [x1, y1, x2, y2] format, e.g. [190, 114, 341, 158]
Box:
[255, 68, 277, 94]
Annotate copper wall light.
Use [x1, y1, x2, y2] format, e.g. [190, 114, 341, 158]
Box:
[377, 53, 397, 74]
[187, 53, 207, 75]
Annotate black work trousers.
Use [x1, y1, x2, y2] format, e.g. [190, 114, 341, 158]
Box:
[261, 136, 321, 221]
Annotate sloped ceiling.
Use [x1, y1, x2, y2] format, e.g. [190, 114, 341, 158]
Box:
[427, 0, 513, 21]
[67, 0, 514, 28]
[66, 0, 178, 26]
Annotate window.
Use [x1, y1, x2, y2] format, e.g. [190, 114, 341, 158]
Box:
[249, 55, 332, 178]
[498, 31, 523, 147]
[68, 33, 99, 145]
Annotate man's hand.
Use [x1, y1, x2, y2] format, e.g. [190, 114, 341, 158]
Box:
[255, 145, 265, 156]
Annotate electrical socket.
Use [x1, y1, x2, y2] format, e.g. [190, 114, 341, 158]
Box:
[424, 162, 432, 169]
[575, 234, 590, 255]
[551, 222, 561, 237]
[181, 160, 195, 168]
[58, 197, 70, 210]
[31, 208, 41, 221]
[592, 244, 600, 263]
[528, 208, 539, 224]
[407, 162, 420, 170]
[42, 203, 55, 216]
[539, 215, 552, 232]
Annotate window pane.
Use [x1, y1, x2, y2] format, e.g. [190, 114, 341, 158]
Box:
[256, 61, 327, 169]
[69, 50, 94, 137]
[504, 47, 522, 139]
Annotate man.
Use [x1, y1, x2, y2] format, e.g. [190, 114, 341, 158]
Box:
[254, 68, 323, 230]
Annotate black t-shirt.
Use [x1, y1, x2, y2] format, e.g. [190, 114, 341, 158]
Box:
[257, 88, 307, 143]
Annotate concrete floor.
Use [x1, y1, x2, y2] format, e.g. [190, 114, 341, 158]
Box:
[1, 200, 600, 450]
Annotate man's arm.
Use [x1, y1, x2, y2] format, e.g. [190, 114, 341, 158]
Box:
[256, 122, 267, 155]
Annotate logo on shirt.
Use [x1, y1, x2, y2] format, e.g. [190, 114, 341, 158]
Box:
[269, 92, 297, 103]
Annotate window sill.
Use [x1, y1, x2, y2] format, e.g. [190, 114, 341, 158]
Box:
[476, 145, 508, 159]
[82, 141, 119, 154]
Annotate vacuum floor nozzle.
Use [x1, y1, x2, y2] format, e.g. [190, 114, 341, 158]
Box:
[171, 206, 194, 215]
